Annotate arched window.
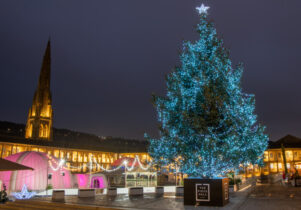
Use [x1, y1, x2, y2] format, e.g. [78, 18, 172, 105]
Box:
[44, 124, 48, 138]
[26, 123, 33, 138]
[39, 124, 44, 137]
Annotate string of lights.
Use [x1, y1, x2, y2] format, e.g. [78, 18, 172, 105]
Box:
[47, 154, 152, 173]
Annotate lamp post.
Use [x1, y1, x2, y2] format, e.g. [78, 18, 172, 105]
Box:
[175, 164, 177, 186]
[46, 161, 48, 196]
[89, 155, 93, 188]
[123, 160, 128, 187]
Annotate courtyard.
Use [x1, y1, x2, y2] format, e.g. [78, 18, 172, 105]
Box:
[1, 183, 299, 210]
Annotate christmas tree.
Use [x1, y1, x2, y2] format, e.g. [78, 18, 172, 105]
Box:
[146, 4, 268, 178]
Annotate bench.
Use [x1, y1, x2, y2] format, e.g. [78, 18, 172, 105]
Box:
[78, 189, 95, 197]
[129, 187, 143, 196]
[175, 186, 184, 196]
[52, 190, 65, 201]
[107, 187, 117, 196]
[95, 188, 104, 194]
[155, 186, 164, 195]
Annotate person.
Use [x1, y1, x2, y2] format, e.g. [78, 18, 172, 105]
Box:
[0, 184, 8, 203]
[282, 171, 286, 185]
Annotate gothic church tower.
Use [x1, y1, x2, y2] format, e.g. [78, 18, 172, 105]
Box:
[25, 40, 53, 140]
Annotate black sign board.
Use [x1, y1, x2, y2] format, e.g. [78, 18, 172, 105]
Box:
[184, 178, 229, 206]
[196, 183, 210, 202]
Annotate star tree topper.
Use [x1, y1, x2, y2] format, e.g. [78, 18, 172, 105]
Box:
[196, 4, 210, 15]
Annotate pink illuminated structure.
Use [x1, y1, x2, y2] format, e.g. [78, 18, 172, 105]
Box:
[75, 173, 106, 189]
[0, 151, 72, 192]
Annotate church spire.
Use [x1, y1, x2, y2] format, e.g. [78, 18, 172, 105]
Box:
[25, 40, 53, 140]
[38, 39, 51, 90]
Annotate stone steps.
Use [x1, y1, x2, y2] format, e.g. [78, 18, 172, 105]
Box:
[0, 200, 119, 210]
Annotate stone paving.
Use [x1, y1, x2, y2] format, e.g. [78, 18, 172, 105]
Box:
[32, 189, 251, 210]
[31, 183, 301, 210]
[239, 183, 301, 210]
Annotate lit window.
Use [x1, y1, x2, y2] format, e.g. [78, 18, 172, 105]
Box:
[54, 150, 59, 158]
[78, 153, 83, 162]
[39, 124, 44, 137]
[286, 151, 293, 161]
[278, 163, 282, 170]
[270, 163, 277, 172]
[72, 151, 78, 162]
[39, 148, 46, 153]
[264, 151, 268, 161]
[60, 151, 64, 159]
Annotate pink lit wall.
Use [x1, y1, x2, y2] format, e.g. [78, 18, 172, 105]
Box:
[76, 174, 89, 188]
[76, 174, 107, 189]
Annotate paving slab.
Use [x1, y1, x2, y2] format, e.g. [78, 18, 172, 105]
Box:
[239, 183, 301, 210]
[30, 187, 252, 210]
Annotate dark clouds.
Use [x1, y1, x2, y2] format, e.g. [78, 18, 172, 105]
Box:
[0, 0, 300, 141]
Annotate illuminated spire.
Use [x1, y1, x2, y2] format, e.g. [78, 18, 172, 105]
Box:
[38, 39, 51, 90]
[25, 40, 53, 140]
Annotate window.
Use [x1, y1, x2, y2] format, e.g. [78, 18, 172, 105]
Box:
[72, 151, 78, 162]
[269, 152, 274, 159]
[287, 163, 290, 169]
[102, 154, 106, 163]
[17, 146, 27, 153]
[12, 146, 17, 154]
[60, 151, 64, 159]
[39, 124, 44, 137]
[263, 151, 268, 161]
[294, 152, 298, 160]
[28, 123, 32, 138]
[39, 148, 46, 153]
[97, 155, 101, 163]
[270, 163, 277, 172]
[278, 163, 283, 171]
[44, 125, 48, 137]
[31, 147, 38, 152]
[2, 145, 12, 158]
[78, 152, 83, 162]
[66, 152, 71, 160]
[54, 150, 59, 158]
[26, 123, 33, 138]
[88, 153, 93, 161]
[286, 151, 293, 161]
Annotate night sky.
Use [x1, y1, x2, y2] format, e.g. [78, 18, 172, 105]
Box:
[0, 0, 300, 141]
